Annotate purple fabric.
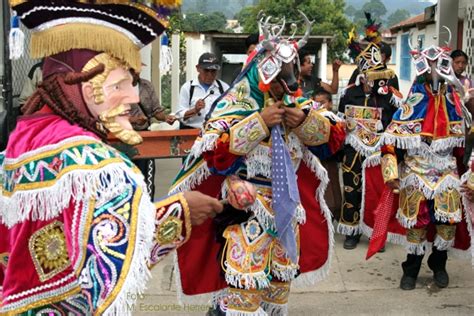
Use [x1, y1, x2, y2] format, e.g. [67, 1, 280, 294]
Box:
[42, 49, 99, 79]
[271, 125, 300, 263]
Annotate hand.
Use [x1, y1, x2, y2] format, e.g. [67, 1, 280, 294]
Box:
[332, 59, 342, 72]
[463, 80, 474, 103]
[386, 179, 400, 193]
[129, 115, 148, 125]
[284, 107, 306, 128]
[183, 191, 224, 226]
[260, 101, 285, 128]
[460, 182, 474, 202]
[165, 115, 176, 125]
[194, 99, 206, 115]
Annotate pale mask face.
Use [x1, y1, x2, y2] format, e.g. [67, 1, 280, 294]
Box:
[83, 67, 142, 145]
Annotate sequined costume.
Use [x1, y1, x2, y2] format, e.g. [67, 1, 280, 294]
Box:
[337, 13, 403, 242]
[0, 1, 196, 314]
[170, 13, 345, 315]
[378, 37, 473, 288]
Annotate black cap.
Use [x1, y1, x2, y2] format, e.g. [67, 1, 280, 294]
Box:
[198, 52, 220, 70]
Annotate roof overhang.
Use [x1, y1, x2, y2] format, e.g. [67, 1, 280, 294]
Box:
[185, 32, 334, 54]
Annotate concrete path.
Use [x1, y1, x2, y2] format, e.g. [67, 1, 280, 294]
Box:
[132, 159, 474, 315]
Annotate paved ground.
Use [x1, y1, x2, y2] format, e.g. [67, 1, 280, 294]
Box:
[132, 158, 474, 316]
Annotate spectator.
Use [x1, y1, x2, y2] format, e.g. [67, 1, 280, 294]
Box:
[245, 33, 259, 55]
[129, 70, 175, 199]
[230, 33, 260, 83]
[176, 52, 229, 129]
[451, 49, 472, 87]
[451, 49, 474, 166]
[313, 89, 333, 111]
[298, 50, 342, 98]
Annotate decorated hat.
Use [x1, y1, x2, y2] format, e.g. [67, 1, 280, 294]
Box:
[346, 12, 384, 74]
[9, 0, 181, 69]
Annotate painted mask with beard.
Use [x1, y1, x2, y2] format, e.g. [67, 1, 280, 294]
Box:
[81, 53, 143, 145]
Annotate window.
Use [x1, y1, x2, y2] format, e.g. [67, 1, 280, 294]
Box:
[400, 33, 412, 81]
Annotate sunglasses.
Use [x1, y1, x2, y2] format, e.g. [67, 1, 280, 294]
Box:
[202, 69, 218, 73]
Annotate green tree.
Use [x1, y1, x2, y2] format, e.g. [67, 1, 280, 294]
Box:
[237, 0, 353, 60]
[386, 9, 410, 27]
[345, 4, 357, 19]
[360, 0, 387, 20]
[182, 11, 227, 32]
[351, 0, 387, 35]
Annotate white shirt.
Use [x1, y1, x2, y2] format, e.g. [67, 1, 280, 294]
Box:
[176, 79, 229, 128]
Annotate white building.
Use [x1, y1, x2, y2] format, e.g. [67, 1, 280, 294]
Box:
[390, 0, 473, 96]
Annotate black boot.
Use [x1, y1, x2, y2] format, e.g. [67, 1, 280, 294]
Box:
[400, 254, 424, 290]
[343, 234, 361, 250]
[428, 247, 449, 288]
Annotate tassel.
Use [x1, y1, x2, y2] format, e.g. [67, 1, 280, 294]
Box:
[258, 81, 271, 92]
[9, 12, 24, 60]
[365, 69, 395, 81]
[159, 32, 173, 73]
[292, 88, 303, 97]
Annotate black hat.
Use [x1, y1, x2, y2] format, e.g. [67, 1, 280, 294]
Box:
[10, 0, 181, 70]
[198, 53, 220, 70]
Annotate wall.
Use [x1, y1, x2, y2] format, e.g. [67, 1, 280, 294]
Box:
[394, 24, 437, 97]
[463, 1, 474, 78]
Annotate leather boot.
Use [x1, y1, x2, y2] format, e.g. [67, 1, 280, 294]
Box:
[427, 247, 449, 288]
[343, 234, 361, 250]
[400, 253, 424, 290]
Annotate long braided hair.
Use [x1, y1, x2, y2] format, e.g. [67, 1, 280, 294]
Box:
[22, 63, 107, 139]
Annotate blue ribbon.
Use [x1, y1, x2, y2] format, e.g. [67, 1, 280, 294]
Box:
[271, 125, 300, 263]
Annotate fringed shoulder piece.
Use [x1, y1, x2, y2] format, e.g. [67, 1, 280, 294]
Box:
[0, 135, 142, 227]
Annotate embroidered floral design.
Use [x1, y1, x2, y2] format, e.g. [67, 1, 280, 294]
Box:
[29, 221, 70, 282]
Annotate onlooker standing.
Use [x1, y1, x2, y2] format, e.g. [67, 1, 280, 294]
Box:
[298, 50, 342, 98]
[231, 33, 259, 82]
[313, 89, 333, 111]
[129, 70, 175, 199]
[244, 33, 259, 55]
[451, 49, 474, 166]
[176, 53, 229, 129]
[451, 49, 472, 88]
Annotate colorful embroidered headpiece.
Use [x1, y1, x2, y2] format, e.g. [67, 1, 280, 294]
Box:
[9, 0, 180, 69]
[346, 12, 384, 74]
[255, 10, 313, 85]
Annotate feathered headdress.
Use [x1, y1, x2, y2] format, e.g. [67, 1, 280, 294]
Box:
[363, 12, 382, 45]
[346, 11, 384, 73]
[9, 0, 181, 69]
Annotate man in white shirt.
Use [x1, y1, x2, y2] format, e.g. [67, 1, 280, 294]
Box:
[176, 52, 229, 129]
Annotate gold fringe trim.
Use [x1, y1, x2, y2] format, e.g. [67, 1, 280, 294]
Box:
[30, 23, 141, 70]
[365, 69, 396, 81]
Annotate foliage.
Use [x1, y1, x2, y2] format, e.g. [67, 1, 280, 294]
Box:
[181, 11, 228, 32]
[386, 9, 410, 28]
[345, 4, 357, 17]
[237, 0, 353, 60]
[349, 0, 387, 33]
[360, 0, 387, 19]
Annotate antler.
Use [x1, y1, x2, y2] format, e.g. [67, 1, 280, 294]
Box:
[258, 13, 273, 41]
[297, 10, 313, 49]
[273, 17, 286, 38]
[442, 25, 452, 47]
[407, 31, 420, 55]
[435, 66, 472, 128]
[259, 15, 276, 52]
